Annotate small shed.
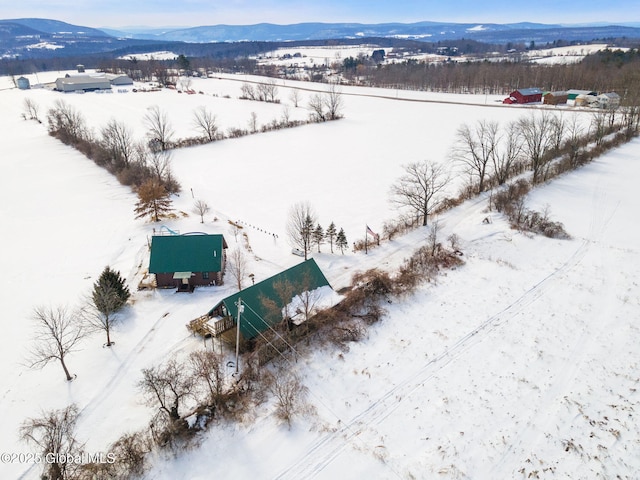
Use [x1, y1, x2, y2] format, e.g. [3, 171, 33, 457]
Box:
[17, 76, 31, 90]
[505, 88, 543, 104]
[149, 233, 228, 291]
[543, 91, 568, 105]
[207, 258, 332, 340]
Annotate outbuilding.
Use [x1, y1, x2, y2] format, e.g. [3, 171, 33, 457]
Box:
[55, 74, 112, 92]
[567, 89, 597, 106]
[17, 76, 31, 90]
[504, 87, 543, 104]
[149, 233, 228, 291]
[543, 91, 568, 105]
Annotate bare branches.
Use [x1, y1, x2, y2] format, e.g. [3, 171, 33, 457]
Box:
[20, 404, 83, 480]
[101, 119, 135, 169]
[390, 161, 450, 226]
[27, 305, 86, 381]
[451, 120, 498, 193]
[227, 247, 248, 291]
[517, 111, 556, 184]
[192, 199, 210, 223]
[144, 105, 174, 152]
[286, 201, 317, 260]
[138, 357, 194, 421]
[192, 106, 219, 141]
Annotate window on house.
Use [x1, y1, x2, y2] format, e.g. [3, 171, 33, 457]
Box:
[202, 272, 210, 280]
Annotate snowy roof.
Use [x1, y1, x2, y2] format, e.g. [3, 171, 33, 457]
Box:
[515, 88, 543, 96]
[208, 258, 331, 339]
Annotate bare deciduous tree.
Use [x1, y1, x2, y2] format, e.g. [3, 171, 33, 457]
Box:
[286, 202, 317, 259]
[390, 161, 450, 226]
[192, 106, 219, 141]
[324, 83, 344, 120]
[565, 113, 586, 167]
[28, 305, 86, 381]
[517, 111, 556, 184]
[490, 121, 523, 185]
[308, 93, 326, 122]
[144, 105, 174, 151]
[451, 120, 498, 193]
[192, 199, 210, 223]
[257, 79, 279, 102]
[289, 89, 301, 108]
[249, 111, 258, 133]
[227, 248, 248, 291]
[138, 357, 194, 421]
[189, 350, 224, 407]
[267, 369, 311, 429]
[23, 97, 40, 122]
[101, 119, 135, 169]
[147, 148, 173, 183]
[47, 99, 87, 144]
[240, 82, 256, 100]
[20, 404, 83, 480]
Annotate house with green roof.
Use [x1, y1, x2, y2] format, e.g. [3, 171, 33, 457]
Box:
[206, 258, 331, 340]
[149, 233, 228, 291]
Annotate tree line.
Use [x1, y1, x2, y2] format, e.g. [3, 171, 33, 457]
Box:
[341, 48, 640, 104]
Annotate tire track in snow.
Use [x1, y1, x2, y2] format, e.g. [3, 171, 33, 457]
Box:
[487, 186, 620, 476]
[274, 235, 592, 480]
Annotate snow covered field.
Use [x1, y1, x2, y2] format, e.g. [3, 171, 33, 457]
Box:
[1, 71, 638, 479]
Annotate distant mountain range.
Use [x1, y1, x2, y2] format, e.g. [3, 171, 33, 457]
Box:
[2, 18, 640, 59]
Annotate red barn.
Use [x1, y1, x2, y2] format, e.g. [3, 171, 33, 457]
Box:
[503, 88, 543, 104]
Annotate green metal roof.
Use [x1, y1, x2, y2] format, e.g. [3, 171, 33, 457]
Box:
[209, 258, 331, 340]
[149, 234, 227, 274]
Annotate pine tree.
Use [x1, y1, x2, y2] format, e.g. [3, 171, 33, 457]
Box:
[325, 222, 337, 253]
[134, 179, 173, 222]
[90, 266, 131, 346]
[336, 228, 348, 254]
[312, 224, 324, 252]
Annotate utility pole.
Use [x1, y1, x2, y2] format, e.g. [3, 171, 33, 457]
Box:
[234, 298, 244, 375]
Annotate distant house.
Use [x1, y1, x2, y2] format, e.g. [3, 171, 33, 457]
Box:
[17, 76, 30, 90]
[206, 258, 332, 340]
[149, 233, 228, 291]
[567, 89, 597, 106]
[55, 74, 112, 92]
[503, 88, 543, 104]
[596, 92, 621, 109]
[543, 91, 568, 105]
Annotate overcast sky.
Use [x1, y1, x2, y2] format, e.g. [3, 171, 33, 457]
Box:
[3, 0, 638, 29]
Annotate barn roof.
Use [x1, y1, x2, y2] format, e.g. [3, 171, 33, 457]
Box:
[149, 233, 227, 274]
[208, 258, 331, 340]
[516, 87, 543, 96]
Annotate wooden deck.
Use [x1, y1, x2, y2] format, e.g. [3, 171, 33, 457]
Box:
[186, 314, 235, 338]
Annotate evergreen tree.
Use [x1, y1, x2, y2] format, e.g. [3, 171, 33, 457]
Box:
[134, 179, 173, 222]
[90, 266, 131, 346]
[312, 224, 324, 252]
[336, 228, 348, 254]
[325, 222, 337, 253]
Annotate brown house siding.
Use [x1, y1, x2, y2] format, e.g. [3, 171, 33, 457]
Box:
[155, 272, 223, 289]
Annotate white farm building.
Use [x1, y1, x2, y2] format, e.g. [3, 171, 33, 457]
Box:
[55, 73, 133, 92]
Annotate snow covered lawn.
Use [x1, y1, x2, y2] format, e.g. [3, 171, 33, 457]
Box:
[0, 72, 638, 479]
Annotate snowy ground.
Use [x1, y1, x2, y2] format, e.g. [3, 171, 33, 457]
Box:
[0, 71, 638, 479]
